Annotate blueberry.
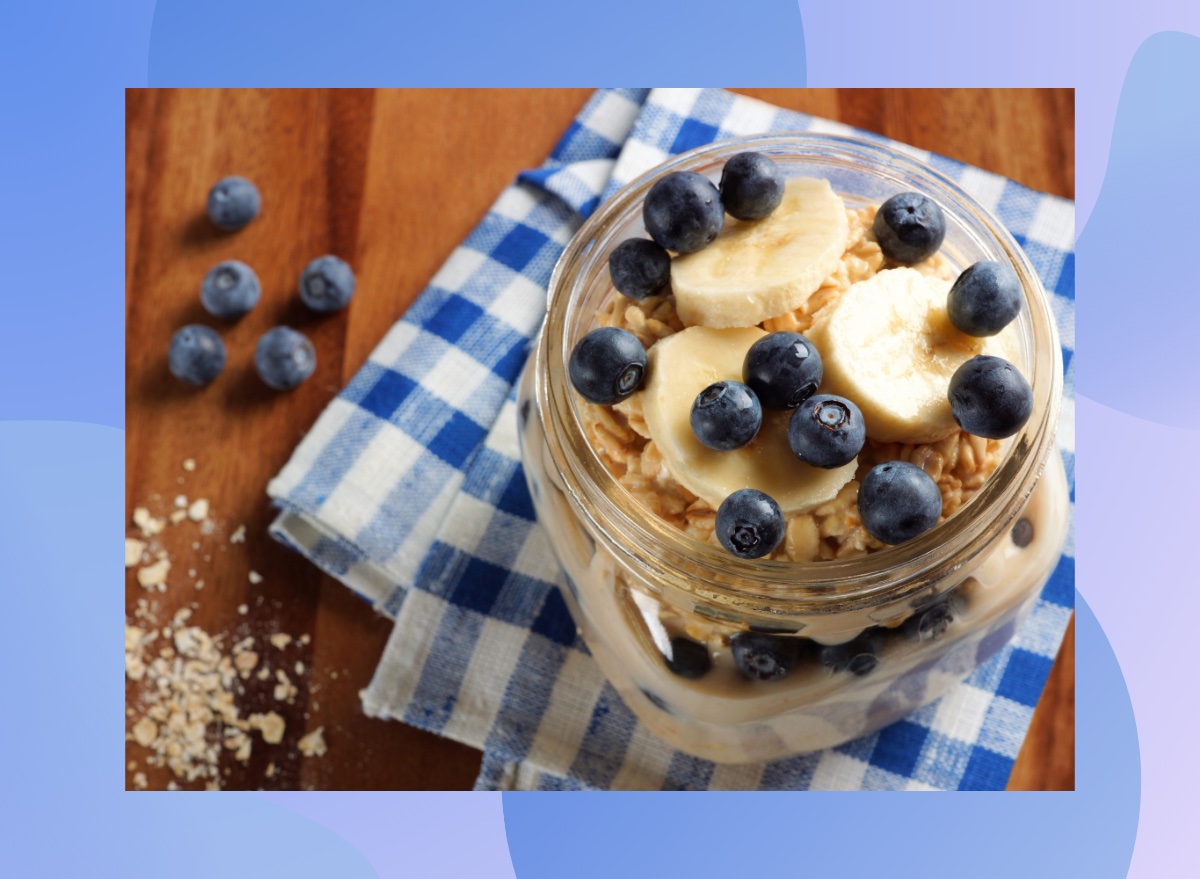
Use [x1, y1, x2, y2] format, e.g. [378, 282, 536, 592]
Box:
[948, 355, 1033, 439]
[873, 192, 946, 263]
[976, 618, 1018, 665]
[665, 637, 712, 680]
[200, 260, 260, 320]
[206, 176, 261, 231]
[719, 151, 784, 221]
[742, 331, 822, 409]
[788, 394, 866, 469]
[903, 591, 967, 643]
[255, 326, 317, 391]
[299, 255, 356, 313]
[819, 631, 884, 676]
[643, 171, 724, 254]
[690, 381, 762, 451]
[716, 489, 784, 559]
[947, 261, 1022, 337]
[858, 461, 942, 545]
[568, 327, 646, 405]
[168, 325, 226, 386]
[1011, 517, 1035, 548]
[730, 631, 802, 682]
[608, 239, 671, 300]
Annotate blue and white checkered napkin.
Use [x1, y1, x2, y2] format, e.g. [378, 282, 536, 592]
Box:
[268, 88, 1076, 791]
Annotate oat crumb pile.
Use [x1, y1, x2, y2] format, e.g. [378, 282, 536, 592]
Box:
[125, 486, 331, 790]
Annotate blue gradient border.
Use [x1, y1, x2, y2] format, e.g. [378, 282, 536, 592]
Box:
[8, 0, 1194, 875]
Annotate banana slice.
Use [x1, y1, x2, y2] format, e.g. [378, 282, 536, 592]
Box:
[640, 326, 857, 513]
[670, 177, 850, 329]
[809, 267, 1021, 444]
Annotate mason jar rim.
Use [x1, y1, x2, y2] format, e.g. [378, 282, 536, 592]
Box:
[535, 133, 1063, 623]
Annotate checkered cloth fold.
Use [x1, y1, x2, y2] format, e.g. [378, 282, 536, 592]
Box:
[268, 88, 1076, 791]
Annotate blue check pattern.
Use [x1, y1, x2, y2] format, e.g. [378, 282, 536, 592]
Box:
[269, 89, 1076, 791]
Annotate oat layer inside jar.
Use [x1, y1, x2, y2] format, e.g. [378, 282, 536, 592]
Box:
[581, 205, 1003, 562]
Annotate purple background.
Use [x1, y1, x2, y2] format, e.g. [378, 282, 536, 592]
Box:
[5, 0, 1193, 875]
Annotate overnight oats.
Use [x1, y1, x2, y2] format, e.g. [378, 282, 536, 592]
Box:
[516, 134, 1068, 764]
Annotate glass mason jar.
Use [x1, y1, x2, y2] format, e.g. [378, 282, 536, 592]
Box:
[516, 134, 1069, 764]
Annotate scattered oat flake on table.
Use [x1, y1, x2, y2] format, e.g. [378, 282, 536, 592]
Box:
[131, 717, 158, 747]
[237, 604, 248, 615]
[174, 495, 188, 509]
[136, 559, 171, 590]
[125, 538, 146, 568]
[230, 525, 246, 544]
[248, 570, 263, 585]
[298, 727, 327, 758]
[124, 622, 244, 788]
[234, 651, 259, 675]
[225, 729, 253, 762]
[132, 507, 165, 537]
[183, 458, 196, 472]
[249, 712, 286, 744]
[269, 633, 292, 650]
[274, 669, 298, 703]
[188, 498, 209, 522]
[132, 772, 148, 790]
[169, 510, 187, 525]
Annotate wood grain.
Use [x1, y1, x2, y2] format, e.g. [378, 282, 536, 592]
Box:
[126, 88, 1074, 791]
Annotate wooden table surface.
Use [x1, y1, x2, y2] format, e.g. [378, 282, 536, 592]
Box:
[126, 88, 1074, 791]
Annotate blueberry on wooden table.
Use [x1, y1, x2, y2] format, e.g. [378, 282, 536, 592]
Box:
[168, 325, 226, 386]
[201, 260, 260, 320]
[206, 176, 261, 231]
[255, 326, 316, 391]
[299, 255, 356, 313]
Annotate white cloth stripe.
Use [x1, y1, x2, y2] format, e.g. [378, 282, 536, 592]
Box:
[708, 760, 768, 791]
[609, 724, 675, 790]
[522, 649, 609, 775]
[442, 618, 529, 744]
[361, 589, 450, 720]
